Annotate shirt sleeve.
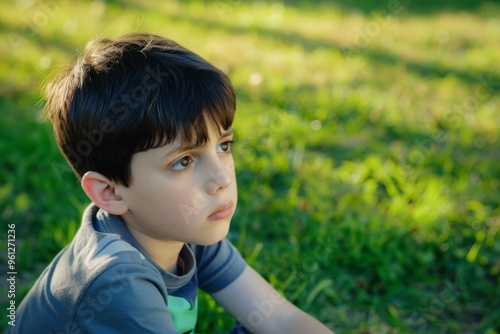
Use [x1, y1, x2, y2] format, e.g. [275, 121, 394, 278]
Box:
[73, 263, 179, 333]
[195, 238, 247, 294]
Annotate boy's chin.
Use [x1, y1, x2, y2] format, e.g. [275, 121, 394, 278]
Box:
[192, 225, 231, 246]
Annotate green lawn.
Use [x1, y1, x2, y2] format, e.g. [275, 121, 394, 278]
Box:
[1, 0, 499, 333]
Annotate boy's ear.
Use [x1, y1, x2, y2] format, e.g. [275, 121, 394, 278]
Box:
[81, 171, 128, 215]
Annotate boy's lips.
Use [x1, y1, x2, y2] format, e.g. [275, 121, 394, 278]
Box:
[207, 201, 234, 221]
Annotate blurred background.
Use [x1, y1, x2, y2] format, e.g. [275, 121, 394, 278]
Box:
[1, 0, 499, 333]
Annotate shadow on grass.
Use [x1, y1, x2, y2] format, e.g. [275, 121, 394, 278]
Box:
[1, 1, 499, 94]
[284, 0, 500, 14]
[96, 2, 500, 91]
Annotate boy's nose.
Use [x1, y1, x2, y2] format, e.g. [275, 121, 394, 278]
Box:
[205, 168, 232, 195]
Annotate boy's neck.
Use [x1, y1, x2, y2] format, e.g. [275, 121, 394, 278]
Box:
[126, 227, 184, 274]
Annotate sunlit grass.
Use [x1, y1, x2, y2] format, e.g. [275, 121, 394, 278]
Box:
[1, 0, 499, 332]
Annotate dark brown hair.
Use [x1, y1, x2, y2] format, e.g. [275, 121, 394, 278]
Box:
[44, 32, 236, 186]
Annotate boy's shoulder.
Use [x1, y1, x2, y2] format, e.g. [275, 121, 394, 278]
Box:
[69, 204, 153, 273]
[12, 206, 165, 334]
[49, 205, 161, 303]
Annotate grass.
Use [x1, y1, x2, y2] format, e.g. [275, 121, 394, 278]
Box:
[1, 0, 500, 333]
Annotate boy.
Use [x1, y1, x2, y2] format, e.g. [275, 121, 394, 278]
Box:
[11, 33, 333, 333]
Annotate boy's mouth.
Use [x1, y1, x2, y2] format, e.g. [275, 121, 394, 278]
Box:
[207, 201, 234, 221]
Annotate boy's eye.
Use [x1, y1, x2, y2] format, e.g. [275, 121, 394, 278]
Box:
[171, 156, 192, 171]
[217, 141, 233, 153]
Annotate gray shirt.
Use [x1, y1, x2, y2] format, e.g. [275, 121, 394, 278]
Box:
[10, 204, 246, 334]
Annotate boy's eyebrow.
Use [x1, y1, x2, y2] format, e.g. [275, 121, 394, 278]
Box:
[183, 127, 234, 150]
[183, 127, 234, 149]
[220, 128, 234, 138]
[163, 127, 234, 158]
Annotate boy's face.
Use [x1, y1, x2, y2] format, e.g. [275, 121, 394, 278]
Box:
[116, 122, 237, 246]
